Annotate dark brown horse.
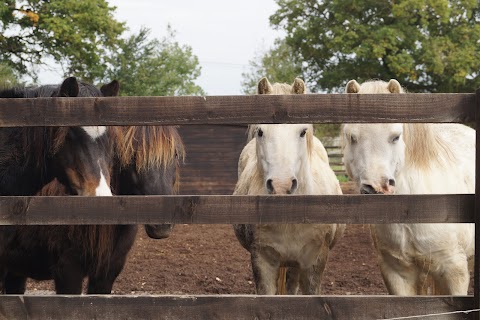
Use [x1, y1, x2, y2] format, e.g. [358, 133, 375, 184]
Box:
[0, 81, 185, 294]
[0, 77, 119, 294]
[108, 124, 185, 239]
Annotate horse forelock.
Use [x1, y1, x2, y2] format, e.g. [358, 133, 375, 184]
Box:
[269, 83, 294, 94]
[351, 79, 406, 94]
[109, 126, 185, 172]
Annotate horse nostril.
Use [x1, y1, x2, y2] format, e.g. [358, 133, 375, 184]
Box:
[388, 179, 396, 187]
[290, 178, 298, 193]
[266, 179, 274, 193]
[360, 184, 378, 194]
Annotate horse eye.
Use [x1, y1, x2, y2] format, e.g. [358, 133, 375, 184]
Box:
[350, 135, 357, 144]
[392, 135, 400, 143]
[257, 129, 263, 137]
[300, 129, 307, 138]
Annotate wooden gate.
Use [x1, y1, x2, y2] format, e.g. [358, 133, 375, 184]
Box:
[0, 92, 478, 319]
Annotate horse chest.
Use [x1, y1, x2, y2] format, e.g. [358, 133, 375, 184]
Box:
[254, 224, 334, 267]
[372, 224, 474, 262]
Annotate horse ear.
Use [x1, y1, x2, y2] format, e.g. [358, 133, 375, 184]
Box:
[101, 80, 120, 97]
[387, 79, 402, 93]
[345, 80, 360, 93]
[257, 77, 273, 94]
[59, 77, 79, 97]
[291, 78, 306, 94]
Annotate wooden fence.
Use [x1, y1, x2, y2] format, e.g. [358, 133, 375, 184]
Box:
[0, 93, 478, 320]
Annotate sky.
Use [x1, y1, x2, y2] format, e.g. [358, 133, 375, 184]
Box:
[37, 0, 283, 95]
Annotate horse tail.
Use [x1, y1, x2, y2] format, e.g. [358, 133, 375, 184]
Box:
[277, 267, 287, 295]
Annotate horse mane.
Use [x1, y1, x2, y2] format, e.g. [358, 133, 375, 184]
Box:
[347, 79, 456, 169]
[403, 124, 456, 169]
[35, 179, 115, 276]
[108, 126, 185, 192]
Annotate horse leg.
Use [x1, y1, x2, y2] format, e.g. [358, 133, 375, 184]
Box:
[87, 255, 128, 294]
[87, 273, 117, 294]
[4, 273, 27, 294]
[53, 257, 84, 294]
[431, 256, 469, 295]
[251, 251, 281, 295]
[377, 253, 417, 295]
[298, 254, 328, 295]
[285, 267, 300, 295]
[87, 225, 137, 294]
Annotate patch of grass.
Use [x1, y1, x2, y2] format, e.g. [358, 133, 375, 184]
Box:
[336, 175, 350, 182]
[314, 124, 341, 139]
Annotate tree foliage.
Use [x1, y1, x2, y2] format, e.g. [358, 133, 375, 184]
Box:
[104, 27, 204, 96]
[0, 63, 20, 88]
[0, 0, 125, 81]
[241, 39, 304, 94]
[271, 0, 480, 92]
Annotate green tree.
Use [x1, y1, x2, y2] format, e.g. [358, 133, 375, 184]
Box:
[271, 0, 480, 92]
[241, 38, 304, 94]
[104, 27, 203, 96]
[0, 0, 125, 81]
[0, 63, 20, 88]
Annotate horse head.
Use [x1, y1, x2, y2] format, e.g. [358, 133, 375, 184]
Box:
[342, 79, 405, 195]
[108, 125, 185, 239]
[252, 77, 313, 195]
[49, 77, 119, 196]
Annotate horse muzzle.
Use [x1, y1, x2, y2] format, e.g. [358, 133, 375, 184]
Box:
[360, 183, 395, 195]
[266, 178, 298, 195]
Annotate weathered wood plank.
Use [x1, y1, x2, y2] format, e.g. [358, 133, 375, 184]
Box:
[474, 88, 480, 320]
[178, 125, 245, 195]
[0, 93, 474, 126]
[0, 194, 472, 225]
[0, 295, 473, 320]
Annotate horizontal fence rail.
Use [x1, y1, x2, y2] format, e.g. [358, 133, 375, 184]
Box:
[0, 295, 474, 320]
[0, 194, 473, 225]
[0, 92, 477, 320]
[0, 93, 475, 126]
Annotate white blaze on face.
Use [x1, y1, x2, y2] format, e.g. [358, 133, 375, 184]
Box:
[95, 167, 112, 196]
[82, 126, 107, 139]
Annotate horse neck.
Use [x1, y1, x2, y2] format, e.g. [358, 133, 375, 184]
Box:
[403, 123, 455, 171]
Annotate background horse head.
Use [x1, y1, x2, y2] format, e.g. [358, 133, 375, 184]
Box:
[244, 77, 314, 195]
[108, 124, 185, 239]
[342, 80, 405, 194]
[0, 77, 118, 196]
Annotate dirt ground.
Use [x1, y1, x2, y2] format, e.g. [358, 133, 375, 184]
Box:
[26, 181, 389, 295]
[26, 181, 473, 295]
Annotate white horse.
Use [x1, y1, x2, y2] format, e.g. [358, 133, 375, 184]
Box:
[342, 79, 475, 295]
[233, 77, 344, 295]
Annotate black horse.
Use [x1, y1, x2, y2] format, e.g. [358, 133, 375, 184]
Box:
[0, 80, 185, 294]
[0, 77, 120, 294]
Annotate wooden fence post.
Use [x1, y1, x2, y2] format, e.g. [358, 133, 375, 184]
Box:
[474, 88, 480, 320]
